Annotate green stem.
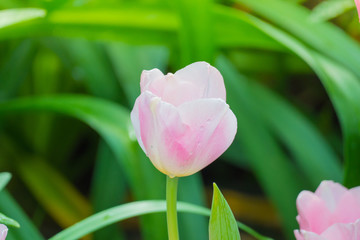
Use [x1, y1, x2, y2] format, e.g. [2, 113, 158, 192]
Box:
[166, 176, 179, 240]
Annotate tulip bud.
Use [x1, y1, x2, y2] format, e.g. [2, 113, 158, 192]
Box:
[131, 62, 237, 177]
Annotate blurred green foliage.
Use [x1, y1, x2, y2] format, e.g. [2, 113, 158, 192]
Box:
[0, 0, 359, 239]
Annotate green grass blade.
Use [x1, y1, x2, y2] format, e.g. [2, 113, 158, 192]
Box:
[250, 78, 342, 185]
[0, 173, 11, 191]
[178, 174, 208, 240]
[0, 191, 44, 240]
[64, 40, 124, 103]
[217, 56, 303, 238]
[91, 141, 125, 240]
[310, 0, 355, 22]
[0, 5, 285, 52]
[17, 158, 92, 228]
[0, 95, 137, 187]
[49, 200, 270, 240]
[105, 42, 169, 104]
[0, 213, 20, 228]
[213, 6, 285, 51]
[174, 0, 214, 66]
[0, 40, 35, 100]
[228, 10, 360, 186]
[220, 53, 342, 186]
[0, 8, 45, 28]
[236, 0, 360, 78]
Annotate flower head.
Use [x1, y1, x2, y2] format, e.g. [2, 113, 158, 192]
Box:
[130, 62, 237, 177]
[294, 180, 360, 240]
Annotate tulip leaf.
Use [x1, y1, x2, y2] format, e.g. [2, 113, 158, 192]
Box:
[49, 200, 271, 240]
[0, 212, 20, 228]
[310, 0, 355, 22]
[17, 158, 91, 228]
[0, 8, 46, 29]
[0, 191, 44, 240]
[209, 183, 241, 240]
[236, 0, 360, 79]
[233, 9, 360, 187]
[0, 173, 11, 192]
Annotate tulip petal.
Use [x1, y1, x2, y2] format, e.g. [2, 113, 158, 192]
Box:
[321, 220, 360, 240]
[296, 230, 325, 240]
[0, 224, 7, 240]
[174, 62, 226, 101]
[334, 190, 360, 224]
[177, 99, 237, 175]
[315, 180, 347, 212]
[161, 74, 202, 106]
[131, 91, 191, 176]
[140, 69, 166, 95]
[296, 191, 332, 234]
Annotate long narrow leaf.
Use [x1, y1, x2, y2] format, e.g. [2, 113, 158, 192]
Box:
[49, 200, 271, 240]
[0, 191, 44, 240]
[223, 8, 360, 186]
[236, 0, 360, 78]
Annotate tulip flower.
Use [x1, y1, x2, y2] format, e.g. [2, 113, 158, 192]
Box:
[130, 61, 237, 178]
[356, 0, 360, 21]
[131, 62, 237, 240]
[294, 180, 360, 240]
[0, 224, 7, 240]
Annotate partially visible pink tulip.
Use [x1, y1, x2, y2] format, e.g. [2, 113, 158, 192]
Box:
[130, 62, 237, 177]
[355, 0, 360, 21]
[294, 180, 360, 240]
[0, 224, 7, 240]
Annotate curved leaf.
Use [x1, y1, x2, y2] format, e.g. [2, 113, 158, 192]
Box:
[49, 200, 271, 240]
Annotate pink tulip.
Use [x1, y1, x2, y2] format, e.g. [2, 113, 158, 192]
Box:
[0, 224, 7, 240]
[130, 62, 237, 177]
[294, 180, 360, 240]
[356, 0, 360, 21]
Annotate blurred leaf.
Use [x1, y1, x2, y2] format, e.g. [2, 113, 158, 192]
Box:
[209, 183, 240, 240]
[233, 10, 360, 187]
[0, 5, 285, 52]
[106, 42, 169, 105]
[0, 40, 35, 100]
[218, 56, 303, 238]
[49, 200, 270, 240]
[213, 6, 286, 51]
[64, 40, 124, 103]
[0, 172, 11, 191]
[177, 174, 208, 240]
[0, 8, 45, 29]
[0, 95, 137, 189]
[310, 0, 355, 22]
[249, 78, 342, 185]
[90, 142, 125, 240]
[47, 7, 178, 44]
[17, 158, 91, 228]
[0, 191, 44, 240]
[236, 0, 360, 78]
[0, 212, 20, 228]
[174, 0, 215, 66]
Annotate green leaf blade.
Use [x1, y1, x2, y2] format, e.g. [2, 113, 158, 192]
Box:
[0, 173, 11, 192]
[0, 213, 20, 228]
[209, 183, 240, 240]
